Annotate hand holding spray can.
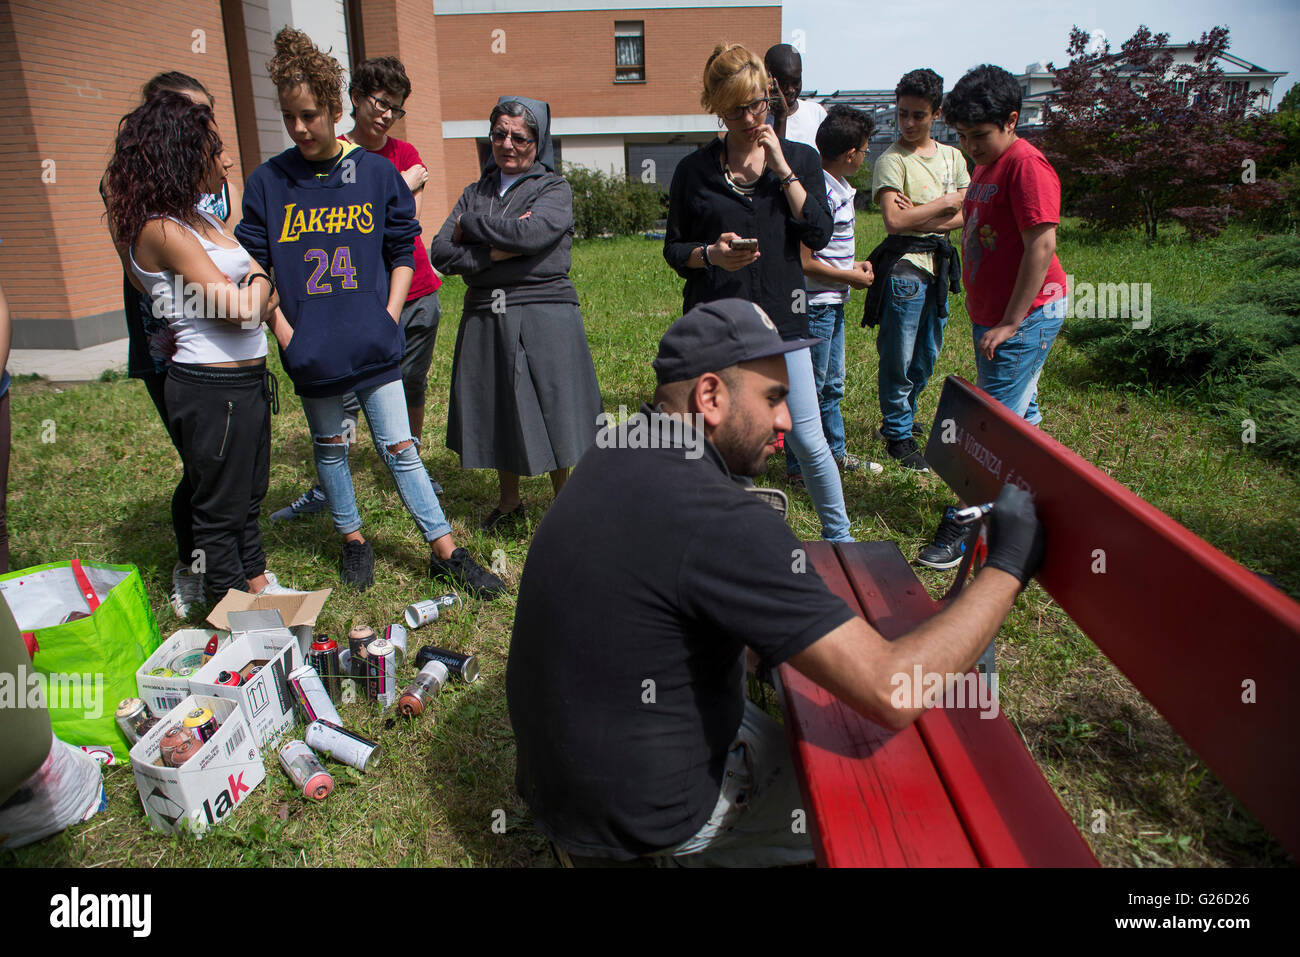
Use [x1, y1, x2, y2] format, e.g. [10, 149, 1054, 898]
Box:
[398, 660, 449, 718]
[278, 739, 334, 800]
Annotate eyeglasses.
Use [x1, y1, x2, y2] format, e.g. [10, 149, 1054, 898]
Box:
[366, 93, 406, 119]
[722, 98, 773, 121]
[490, 129, 536, 147]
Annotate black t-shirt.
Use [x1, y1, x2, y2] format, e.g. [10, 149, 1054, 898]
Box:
[662, 137, 833, 341]
[506, 407, 856, 860]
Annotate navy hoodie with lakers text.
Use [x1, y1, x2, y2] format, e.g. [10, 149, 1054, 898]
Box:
[235, 142, 419, 398]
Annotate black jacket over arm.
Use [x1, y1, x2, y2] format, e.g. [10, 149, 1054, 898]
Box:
[664, 137, 832, 341]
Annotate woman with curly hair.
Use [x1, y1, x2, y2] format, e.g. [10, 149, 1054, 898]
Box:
[235, 27, 505, 598]
[101, 72, 233, 616]
[105, 92, 290, 604]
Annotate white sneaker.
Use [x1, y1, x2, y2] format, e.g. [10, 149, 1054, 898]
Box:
[171, 563, 205, 617]
[255, 571, 306, 596]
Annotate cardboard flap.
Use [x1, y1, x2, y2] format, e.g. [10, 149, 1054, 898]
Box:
[206, 588, 331, 631]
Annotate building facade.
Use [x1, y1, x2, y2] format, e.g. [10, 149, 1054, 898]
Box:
[1, 0, 778, 351]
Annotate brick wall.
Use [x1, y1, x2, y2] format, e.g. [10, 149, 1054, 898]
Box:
[435, 7, 779, 210]
[359, 1, 449, 246]
[0, 0, 241, 347]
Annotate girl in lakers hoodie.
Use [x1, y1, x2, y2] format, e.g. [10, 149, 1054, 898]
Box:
[236, 27, 504, 598]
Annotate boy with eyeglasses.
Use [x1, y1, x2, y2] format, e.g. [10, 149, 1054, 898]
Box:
[272, 56, 447, 521]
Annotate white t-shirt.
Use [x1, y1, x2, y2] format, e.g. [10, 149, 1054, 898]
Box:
[806, 170, 857, 305]
[784, 99, 828, 153]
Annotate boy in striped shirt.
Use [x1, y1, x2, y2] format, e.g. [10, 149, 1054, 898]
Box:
[792, 105, 878, 483]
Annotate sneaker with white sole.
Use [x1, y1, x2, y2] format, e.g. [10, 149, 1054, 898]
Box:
[255, 571, 306, 596]
[171, 562, 205, 617]
[916, 507, 974, 569]
[271, 484, 328, 521]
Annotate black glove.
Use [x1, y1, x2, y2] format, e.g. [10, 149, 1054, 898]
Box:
[982, 483, 1045, 586]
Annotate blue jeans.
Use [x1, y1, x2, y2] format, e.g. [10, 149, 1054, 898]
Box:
[300, 378, 452, 542]
[787, 302, 846, 476]
[784, 348, 853, 542]
[876, 268, 946, 441]
[971, 297, 1066, 424]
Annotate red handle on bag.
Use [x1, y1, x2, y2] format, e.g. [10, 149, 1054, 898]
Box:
[69, 559, 101, 612]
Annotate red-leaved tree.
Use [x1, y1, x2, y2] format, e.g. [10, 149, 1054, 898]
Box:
[1039, 25, 1280, 240]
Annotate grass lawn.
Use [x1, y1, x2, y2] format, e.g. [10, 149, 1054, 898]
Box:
[5, 216, 1296, 867]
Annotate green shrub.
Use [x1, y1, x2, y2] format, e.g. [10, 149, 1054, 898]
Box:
[563, 164, 665, 239]
[1063, 234, 1300, 461]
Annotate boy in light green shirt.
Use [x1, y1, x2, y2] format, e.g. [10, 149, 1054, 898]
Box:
[869, 68, 969, 473]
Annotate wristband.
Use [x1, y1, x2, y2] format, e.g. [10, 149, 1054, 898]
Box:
[699, 244, 712, 269]
[244, 273, 273, 290]
[780, 172, 799, 188]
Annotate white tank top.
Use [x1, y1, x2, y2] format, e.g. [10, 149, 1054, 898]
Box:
[128, 210, 269, 365]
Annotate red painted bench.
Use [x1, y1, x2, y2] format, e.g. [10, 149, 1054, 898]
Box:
[777, 375, 1300, 866]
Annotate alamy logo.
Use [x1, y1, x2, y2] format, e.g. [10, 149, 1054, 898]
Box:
[890, 666, 999, 719]
[0, 665, 103, 718]
[595, 406, 706, 460]
[50, 887, 152, 937]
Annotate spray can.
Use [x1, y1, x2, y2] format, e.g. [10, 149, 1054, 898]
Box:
[309, 633, 342, 701]
[348, 626, 374, 681]
[367, 638, 397, 706]
[383, 623, 407, 667]
[159, 724, 197, 766]
[167, 736, 201, 767]
[182, 706, 219, 743]
[216, 670, 242, 687]
[201, 632, 221, 665]
[398, 660, 449, 718]
[288, 664, 342, 726]
[115, 698, 154, 746]
[414, 645, 480, 684]
[403, 594, 461, 629]
[278, 739, 334, 800]
[305, 720, 381, 773]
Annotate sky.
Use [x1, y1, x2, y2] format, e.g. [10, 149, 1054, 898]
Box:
[782, 0, 1299, 103]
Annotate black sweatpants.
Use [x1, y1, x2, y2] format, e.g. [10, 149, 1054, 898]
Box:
[165, 363, 271, 601]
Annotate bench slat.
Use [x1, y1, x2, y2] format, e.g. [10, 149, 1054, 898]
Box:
[926, 376, 1300, 858]
[836, 542, 1099, 867]
[777, 541, 979, 867]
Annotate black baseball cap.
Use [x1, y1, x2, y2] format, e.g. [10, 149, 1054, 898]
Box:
[654, 299, 822, 385]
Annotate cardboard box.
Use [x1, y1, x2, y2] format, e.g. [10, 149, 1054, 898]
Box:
[207, 588, 330, 658]
[129, 694, 264, 835]
[190, 612, 300, 749]
[136, 627, 231, 718]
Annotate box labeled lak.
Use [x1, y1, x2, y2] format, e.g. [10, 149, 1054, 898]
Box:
[128, 694, 264, 835]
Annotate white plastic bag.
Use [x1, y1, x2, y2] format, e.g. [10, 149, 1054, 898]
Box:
[0, 735, 106, 849]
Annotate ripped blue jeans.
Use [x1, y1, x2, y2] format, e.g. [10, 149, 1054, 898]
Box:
[300, 378, 451, 542]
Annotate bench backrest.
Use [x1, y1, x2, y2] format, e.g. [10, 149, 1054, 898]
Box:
[925, 375, 1300, 859]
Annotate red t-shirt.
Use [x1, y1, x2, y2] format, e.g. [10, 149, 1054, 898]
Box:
[341, 134, 441, 300]
[960, 137, 1066, 327]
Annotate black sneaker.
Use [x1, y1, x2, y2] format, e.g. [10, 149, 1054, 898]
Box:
[340, 540, 375, 590]
[885, 437, 931, 472]
[916, 507, 973, 569]
[430, 547, 507, 599]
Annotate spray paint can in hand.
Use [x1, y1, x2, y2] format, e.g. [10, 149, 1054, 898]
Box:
[308, 633, 342, 701]
[403, 594, 462, 629]
[398, 660, 449, 718]
[305, 720, 381, 773]
[366, 638, 397, 706]
[289, 664, 343, 726]
[414, 645, 480, 684]
[278, 739, 334, 800]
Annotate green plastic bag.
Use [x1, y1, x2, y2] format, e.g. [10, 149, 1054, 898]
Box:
[0, 560, 162, 764]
